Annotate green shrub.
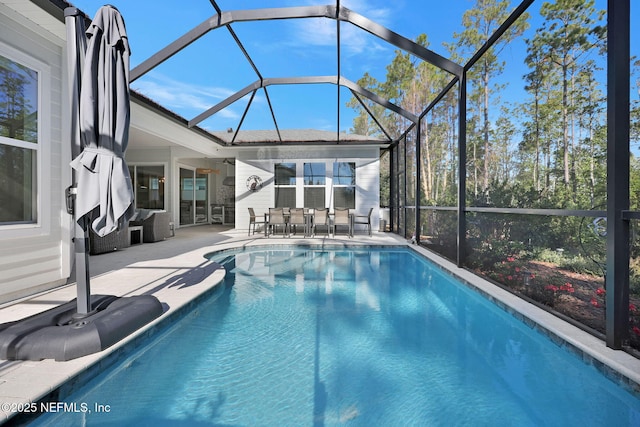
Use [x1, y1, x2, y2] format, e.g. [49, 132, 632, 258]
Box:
[533, 248, 604, 277]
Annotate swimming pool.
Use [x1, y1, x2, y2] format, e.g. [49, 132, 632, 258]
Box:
[31, 247, 640, 426]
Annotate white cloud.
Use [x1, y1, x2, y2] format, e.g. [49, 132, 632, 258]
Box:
[131, 72, 240, 120]
[291, 0, 392, 56]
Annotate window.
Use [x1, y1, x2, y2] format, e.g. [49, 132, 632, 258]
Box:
[129, 165, 166, 210]
[275, 162, 296, 207]
[0, 52, 39, 224]
[333, 162, 356, 209]
[304, 162, 325, 208]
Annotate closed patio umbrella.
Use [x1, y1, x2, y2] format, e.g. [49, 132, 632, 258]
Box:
[75, 4, 135, 237]
[0, 5, 160, 362]
[69, 5, 135, 315]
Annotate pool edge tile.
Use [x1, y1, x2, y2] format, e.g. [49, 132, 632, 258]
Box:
[409, 244, 640, 397]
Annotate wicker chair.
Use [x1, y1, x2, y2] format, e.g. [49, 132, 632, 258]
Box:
[129, 210, 172, 243]
[89, 224, 130, 255]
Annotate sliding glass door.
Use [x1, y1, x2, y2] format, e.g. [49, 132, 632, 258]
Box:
[180, 167, 208, 226]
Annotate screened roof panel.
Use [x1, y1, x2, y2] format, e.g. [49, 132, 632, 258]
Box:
[131, 29, 259, 121]
[196, 90, 256, 133]
[338, 20, 395, 85]
[214, 0, 297, 11]
[120, 0, 470, 145]
[230, 18, 338, 78]
[124, 1, 217, 69]
[250, 84, 338, 132]
[74, 0, 538, 146]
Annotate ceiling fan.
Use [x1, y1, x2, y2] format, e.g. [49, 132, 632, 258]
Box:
[196, 168, 220, 174]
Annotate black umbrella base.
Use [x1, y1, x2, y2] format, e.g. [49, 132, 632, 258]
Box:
[0, 294, 163, 361]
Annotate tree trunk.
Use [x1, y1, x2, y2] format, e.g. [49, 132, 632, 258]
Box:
[483, 59, 491, 195]
[563, 61, 570, 185]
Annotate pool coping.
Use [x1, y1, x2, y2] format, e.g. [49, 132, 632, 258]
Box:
[408, 244, 640, 397]
[1, 234, 639, 424]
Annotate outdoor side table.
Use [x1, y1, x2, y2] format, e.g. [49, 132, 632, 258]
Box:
[129, 225, 143, 245]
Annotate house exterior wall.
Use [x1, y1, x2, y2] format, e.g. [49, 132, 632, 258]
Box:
[125, 100, 236, 229]
[0, 1, 383, 306]
[235, 146, 381, 232]
[126, 142, 381, 233]
[0, 2, 69, 303]
[125, 148, 235, 229]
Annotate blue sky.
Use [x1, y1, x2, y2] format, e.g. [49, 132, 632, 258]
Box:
[68, 0, 612, 135]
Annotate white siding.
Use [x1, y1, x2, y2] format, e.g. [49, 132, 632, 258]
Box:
[235, 157, 273, 231]
[235, 146, 380, 232]
[0, 3, 68, 303]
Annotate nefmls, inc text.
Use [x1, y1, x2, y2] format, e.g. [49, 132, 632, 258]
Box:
[39, 401, 111, 413]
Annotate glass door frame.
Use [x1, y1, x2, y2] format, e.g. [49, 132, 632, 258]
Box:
[179, 166, 209, 226]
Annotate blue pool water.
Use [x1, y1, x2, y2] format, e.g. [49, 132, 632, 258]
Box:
[32, 247, 640, 426]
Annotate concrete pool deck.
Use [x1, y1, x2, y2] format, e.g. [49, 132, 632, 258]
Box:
[0, 225, 639, 424]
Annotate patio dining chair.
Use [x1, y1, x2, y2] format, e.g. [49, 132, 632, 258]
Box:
[332, 208, 352, 238]
[353, 207, 373, 236]
[312, 208, 330, 237]
[288, 208, 307, 236]
[268, 207, 288, 237]
[248, 207, 266, 236]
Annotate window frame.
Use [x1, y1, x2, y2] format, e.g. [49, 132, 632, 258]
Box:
[274, 162, 297, 208]
[0, 41, 51, 238]
[332, 161, 356, 209]
[303, 162, 326, 208]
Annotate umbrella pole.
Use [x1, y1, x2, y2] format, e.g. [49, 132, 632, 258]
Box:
[74, 216, 92, 315]
[65, 7, 92, 316]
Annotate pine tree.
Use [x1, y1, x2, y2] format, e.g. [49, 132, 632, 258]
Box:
[534, 0, 605, 189]
[452, 0, 529, 200]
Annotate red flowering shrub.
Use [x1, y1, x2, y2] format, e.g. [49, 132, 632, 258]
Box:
[538, 282, 577, 307]
[591, 288, 640, 341]
[631, 304, 640, 338]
